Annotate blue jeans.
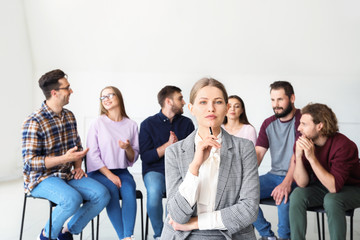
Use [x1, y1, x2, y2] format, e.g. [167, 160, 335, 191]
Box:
[31, 176, 110, 239]
[88, 169, 137, 239]
[253, 173, 296, 239]
[144, 171, 166, 238]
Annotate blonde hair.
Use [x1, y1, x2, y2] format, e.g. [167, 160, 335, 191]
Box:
[189, 77, 228, 104]
[99, 86, 129, 118]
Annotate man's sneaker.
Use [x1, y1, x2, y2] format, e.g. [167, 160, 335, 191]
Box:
[57, 230, 73, 240]
[38, 229, 49, 240]
[259, 237, 278, 240]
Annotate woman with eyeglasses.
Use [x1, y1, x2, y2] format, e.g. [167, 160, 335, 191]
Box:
[222, 95, 257, 146]
[161, 78, 259, 240]
[86, 86, 139, 240]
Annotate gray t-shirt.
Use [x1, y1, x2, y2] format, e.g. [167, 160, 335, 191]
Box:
[256, 109, 301, 176]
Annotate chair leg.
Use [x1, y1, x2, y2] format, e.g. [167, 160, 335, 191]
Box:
[141, 198, 144, 240]
[350, 215, 353, 240]
[96, 214, 100, 240]
[321, 212, 325, 240]
[145, 214, 149, 240]
[49, 201, 53, 239]
[19, 194, 27, 240]
[91, 218, 94, 240]
[316, 212, 321, 240]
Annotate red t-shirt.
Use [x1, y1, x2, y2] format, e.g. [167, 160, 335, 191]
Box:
[302, 133, 360, 192]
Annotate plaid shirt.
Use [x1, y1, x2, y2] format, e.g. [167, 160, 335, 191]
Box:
[22, 101, 82, 193]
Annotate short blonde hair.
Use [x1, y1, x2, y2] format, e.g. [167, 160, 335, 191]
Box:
[189, 77, 228, 104]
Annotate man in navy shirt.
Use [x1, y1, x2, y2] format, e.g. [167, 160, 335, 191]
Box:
[139, 85, 194, 240]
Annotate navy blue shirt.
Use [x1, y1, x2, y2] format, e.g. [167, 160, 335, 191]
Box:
[139, 110, 194, 177]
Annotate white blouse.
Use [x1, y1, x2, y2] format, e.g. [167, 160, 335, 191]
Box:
[178, 130, 226, 230]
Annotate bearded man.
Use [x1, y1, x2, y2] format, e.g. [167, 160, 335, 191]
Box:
[253, 81, 301, 240]
[290, 103, 360, 240]
[139, 85, 195, 240]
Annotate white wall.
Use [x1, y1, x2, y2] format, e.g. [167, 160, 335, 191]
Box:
[2, 1, 359, 180]
[0, 0, 33, 180]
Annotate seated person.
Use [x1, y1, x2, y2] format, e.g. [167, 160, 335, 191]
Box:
[290, 103, 360, 240]
[161, 77, 259, 240]
[22, 69, 110, 240]
[254, 81, 300, 240]
[86, 86, 139, 240]
[222, 95, 257, 145]
[139, 85, 194, 239]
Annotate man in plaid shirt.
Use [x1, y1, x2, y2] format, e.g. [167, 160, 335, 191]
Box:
[22, 69, 110, 240]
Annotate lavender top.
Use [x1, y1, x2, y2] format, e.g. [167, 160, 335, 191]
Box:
[86, 115, 139, 173]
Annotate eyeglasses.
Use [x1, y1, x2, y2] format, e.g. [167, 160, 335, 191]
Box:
[55, 85, 71, 91]
[100, 93, 116, 101]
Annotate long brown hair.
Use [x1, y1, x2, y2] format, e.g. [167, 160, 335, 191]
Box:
[223, 95, 251, 125]
[301, 103, 338, 137]
[99, 86, 129, 118]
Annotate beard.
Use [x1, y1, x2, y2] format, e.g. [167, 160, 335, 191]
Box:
[172, 105, 183, 115]
[273, 103, 293, 118]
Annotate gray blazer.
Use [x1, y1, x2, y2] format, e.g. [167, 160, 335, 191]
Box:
[161, 130, 259, 240]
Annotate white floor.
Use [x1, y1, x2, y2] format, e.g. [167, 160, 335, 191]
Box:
[1, 174, 359, 240]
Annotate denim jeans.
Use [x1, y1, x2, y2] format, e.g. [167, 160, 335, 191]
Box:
[144, 171, 166, 238]
[290, 182, 360, 240]
[253, 172, 296, 239]
[31, 176, 110, 239]
[88, 169, 137, 239]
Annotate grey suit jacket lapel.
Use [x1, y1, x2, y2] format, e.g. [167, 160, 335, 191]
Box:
[215, 130, 234, 210]
[179, 131, 196, 176]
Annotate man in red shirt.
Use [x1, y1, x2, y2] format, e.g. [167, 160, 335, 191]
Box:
[290, 103, 360, 240]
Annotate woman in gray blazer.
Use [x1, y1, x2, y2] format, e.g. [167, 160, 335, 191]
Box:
[161, 78, 260, 240]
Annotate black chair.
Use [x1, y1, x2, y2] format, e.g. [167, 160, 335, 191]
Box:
[19, 193, 95, 240]
[306, 206, 355, 240]
[95, 189, 144, 240]
[259, 197, 355, 240]
[145, 192, 166, 240]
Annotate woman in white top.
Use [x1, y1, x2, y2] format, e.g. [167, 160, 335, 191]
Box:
[222, 95, 257, 146]
[161, 78, 259, 240]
